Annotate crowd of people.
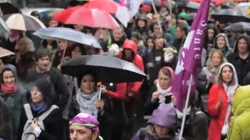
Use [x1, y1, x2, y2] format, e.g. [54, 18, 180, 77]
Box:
[0, 0, 250, 140]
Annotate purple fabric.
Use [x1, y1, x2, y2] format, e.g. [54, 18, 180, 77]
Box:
[70, 112, 100, 133]
[172, 0, 210, 111]
[131, 128, 182, 140]
[148, 104, 177, 129]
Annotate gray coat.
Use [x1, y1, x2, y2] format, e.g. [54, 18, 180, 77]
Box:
[0, 64, 27, 138]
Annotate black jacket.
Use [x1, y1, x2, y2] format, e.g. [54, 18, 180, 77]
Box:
[227, 35, 250, 85]
[17, 104, 63, 140]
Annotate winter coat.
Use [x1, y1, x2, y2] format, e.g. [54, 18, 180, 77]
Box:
[227, 35, 250, 85]
[132, 104, 183, 140]
[207, 84, 232, 140]
[208, 63, 239, 140]
[227, 85, 250, 140]
[0, 97, 12, 140]
[0, 65, 27, 138]
[17, 104, 63, 140]
[106, 40, 144, 101]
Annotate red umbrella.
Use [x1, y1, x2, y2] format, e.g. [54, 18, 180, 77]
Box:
[83, 0, 120, 14]
[53, 6, 120, 29]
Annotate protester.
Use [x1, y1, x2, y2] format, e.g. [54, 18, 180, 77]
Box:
[132, 103, 183, 140]
[69, 112, 104, 140]
[145, 66, 175, 115]
[227, 85, 250, 140]
[0, 64, 27, 139]
[213, 33, 232, 57]
[101, 27, 127, 52]
[25, 50, 69, 109]
[17, 78, 63, 140]
[70, 69, 113, 140]
[14, 37, 36, 80]
[227, 35, 250, 85]
[207, 63, 238, 140]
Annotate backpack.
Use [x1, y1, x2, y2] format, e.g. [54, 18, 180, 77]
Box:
[21, 104, 58, 140]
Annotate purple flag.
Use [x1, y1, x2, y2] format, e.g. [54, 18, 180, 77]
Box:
[172, 0, 210, 111]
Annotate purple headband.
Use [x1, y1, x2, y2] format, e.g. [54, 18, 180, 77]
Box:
[70, 113, 100, 133]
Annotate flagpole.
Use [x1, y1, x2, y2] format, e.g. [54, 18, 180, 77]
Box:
[178, 75, 193, 140]
[150, 0, 163, 32]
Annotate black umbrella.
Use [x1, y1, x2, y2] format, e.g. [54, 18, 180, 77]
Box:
[211, 8, 250, 23]
[61, 55, 146, 83]
[224, 22, 250, 31]
[0, 1, 20, 15]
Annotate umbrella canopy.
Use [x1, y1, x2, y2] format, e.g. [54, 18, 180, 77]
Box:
[224, 22, 250, 31]
[61, 55, 146, 83]
[21, 8, 64, 26]
[0, 1, 20, 15]
[211, 8, 250, 23]
[0, 47, 14, 58]
[2, 13, 46, 31]
[53, 6, 120, 29]
[34, 27, 101, 48]
[0, 17, 10, 39]
[83, 0, 120, 14]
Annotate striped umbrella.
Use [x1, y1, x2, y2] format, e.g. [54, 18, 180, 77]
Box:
[2, 13, 46, 31]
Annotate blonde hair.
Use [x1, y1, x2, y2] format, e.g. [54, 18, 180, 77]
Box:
[18, 37, 35, 52]
[146, 124, 156, 135]
[206, 49, 227, 70]
[217, 65, 236, 86]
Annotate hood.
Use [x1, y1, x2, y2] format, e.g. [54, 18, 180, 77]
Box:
[121, 39, 138, 55]
[233, 85, 250, 117]
[1, 64, 19, 83]
[216, 62, 238, 88]
[233, 34, 250, 53]
[148, 104, 177, 130]
[158, 66, 175, 86]
[213, 33, 230, 50]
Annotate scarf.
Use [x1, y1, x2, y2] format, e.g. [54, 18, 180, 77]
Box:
[1, 84, 17, 94]
[156, 81, 172, 104]
[31, 103, 46, 115]
[76, 89, 100, 118]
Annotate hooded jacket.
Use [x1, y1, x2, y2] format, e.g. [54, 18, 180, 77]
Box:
[213, 33, 232, 57]
[207, 63, 238, 140]
[226, 85, 250, 140]
[0, 64, 27, 138]
[227, 35, 250, 85]
[106, 40, 144, 100]
[132, 104, 182, 140]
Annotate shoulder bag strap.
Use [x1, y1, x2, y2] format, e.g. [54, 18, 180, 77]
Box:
[38, 105, 59, 121]
[24, 104, 33, 120]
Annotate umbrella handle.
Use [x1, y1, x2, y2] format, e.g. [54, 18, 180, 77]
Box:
[98, 88, 101, 99]
[60, 40, 68, 64]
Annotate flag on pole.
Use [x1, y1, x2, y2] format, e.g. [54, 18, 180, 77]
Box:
[115, 0, 143, 27]
[172, 0, 210, 111]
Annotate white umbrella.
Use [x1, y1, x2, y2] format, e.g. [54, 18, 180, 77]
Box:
[33, 27, 101, 48]
[0, 47, 14, 58]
